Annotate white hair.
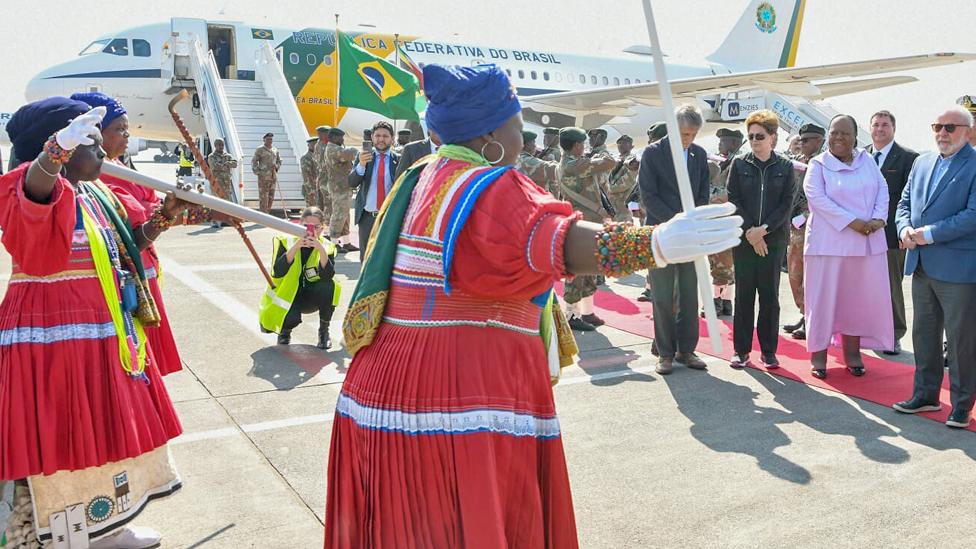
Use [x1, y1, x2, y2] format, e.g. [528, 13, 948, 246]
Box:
[942, 105, 975, 127]
[675, 104, 703, 128]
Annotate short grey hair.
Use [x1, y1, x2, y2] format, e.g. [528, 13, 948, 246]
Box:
[675, 105, 703, 128]
[943, 105, 975, 127]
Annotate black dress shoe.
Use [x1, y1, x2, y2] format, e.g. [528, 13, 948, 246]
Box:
[946, 408, 972, 428]
[342, 243, 360, 253]
[277, 330, 291, 345]
[637, 289, 654, 303]
[784, 317, 804, 334]
[811, 368, 827, 379]
[581, 313, 605, 327]
[791, 328, 806, 340]
[568, 316, 596, 332]
[883, 341, 902, 356]
[892, 396, 942, 414]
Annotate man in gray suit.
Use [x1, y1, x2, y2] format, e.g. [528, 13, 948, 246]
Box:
[893, 106, 976, 429]
[393, 130, 441, 182]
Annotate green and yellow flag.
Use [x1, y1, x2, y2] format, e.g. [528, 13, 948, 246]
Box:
[337, 31, 425, 121]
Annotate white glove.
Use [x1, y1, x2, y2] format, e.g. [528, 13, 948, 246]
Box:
[651, 203, 743, 266]
[55, 106, 106, 151]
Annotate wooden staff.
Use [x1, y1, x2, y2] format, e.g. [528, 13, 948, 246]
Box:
[166, 90, 277, 287]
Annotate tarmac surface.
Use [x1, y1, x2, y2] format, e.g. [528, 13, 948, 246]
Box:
[2, 160, 975, 548]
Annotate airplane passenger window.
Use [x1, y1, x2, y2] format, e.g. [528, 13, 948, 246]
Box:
[80, 39, 110, 55]
[543, 72, 550, 81]
[506, 69, 512, 77]
[307, 54, 317, 65]
[624, 78, 631, 85]
[579, 74, 585, 84]
[102, 38, 129, 56]
[133, 39, 151, 57]
[530, 70, 537, 80]
[613, 77, 620, 86]
[289, 53, 300, 65]
[590, 75, 597, 85]
[602, 76, 609, 85]
[323, 56, 333, 66]
[518, 70, 525, 79]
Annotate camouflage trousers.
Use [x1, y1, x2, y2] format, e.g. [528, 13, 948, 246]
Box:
[564, 275, 597, 304]
[258, 176, 276, 213]
[317, 176, 332, 222]
[302, 181, 319, 208]
[609, 191, 634, 223]
[709, 249, 734, 286]
[212, 178, 232, 202]
[787, 225, 805, 312]
[328, 178, 352, 238]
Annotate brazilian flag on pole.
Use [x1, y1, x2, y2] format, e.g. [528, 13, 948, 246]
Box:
[337, 30, 425, 121]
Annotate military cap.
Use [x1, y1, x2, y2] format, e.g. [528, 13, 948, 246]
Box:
[616, 134, 633, 143]
[716, 128, 744, 139]
[315, 125, 330, 133]
[263, 132, 274, 138]
[397, 129, 413, 136]
[647, 122, 667, 140]
[328, 127, 345, 136]
[587, 128, 607, 136]
[306, 136, 319, 143]
[543, 127, 560, 135]
[798, 123, 825, 136]
[522, 130, 538, 142]
[957, 95, 976, 115]
[559, 127, 587, 142]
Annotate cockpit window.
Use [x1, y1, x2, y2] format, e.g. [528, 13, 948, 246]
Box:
[79, 39, 110, 55]
[102, 38, 129, 56]
[133, 39, 151, 57]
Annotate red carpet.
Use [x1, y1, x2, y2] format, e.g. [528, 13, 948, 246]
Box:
[556, 282, 974, 432]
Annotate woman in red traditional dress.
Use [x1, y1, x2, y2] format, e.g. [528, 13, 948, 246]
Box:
[325, 64, 743, 548]
[70, 91, 184, 377]
[0, 98, 191, 548]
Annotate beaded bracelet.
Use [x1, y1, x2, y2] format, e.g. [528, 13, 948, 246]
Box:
[594, 222, 656, 278]
[149, 205, 175, 231]
[43, 135, 73, 164]
[184, 206, 212, 225]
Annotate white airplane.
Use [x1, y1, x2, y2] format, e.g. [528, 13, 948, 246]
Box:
[23, 0, 976, 146]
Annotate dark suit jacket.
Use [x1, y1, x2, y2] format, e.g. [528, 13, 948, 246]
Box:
[865, 141, 918, 248]
[638, 137, 710, 225]
[348, 149, 399, 223]
[393, 139, 435, 182]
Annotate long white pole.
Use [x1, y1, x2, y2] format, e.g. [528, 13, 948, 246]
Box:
[101, 162, 306, 237]
[640, 0, 723, 354]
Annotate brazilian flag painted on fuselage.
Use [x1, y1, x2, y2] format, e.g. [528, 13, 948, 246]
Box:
[337, 31, 424, 122]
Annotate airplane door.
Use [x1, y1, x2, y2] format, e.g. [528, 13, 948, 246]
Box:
[170, 18, 209, 79]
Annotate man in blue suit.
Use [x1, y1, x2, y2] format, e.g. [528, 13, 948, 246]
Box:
[893, 106, 976, 429]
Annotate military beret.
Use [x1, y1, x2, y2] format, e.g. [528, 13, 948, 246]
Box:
[328, 127, 345, 136]
[522, 130, 538, 142]
[315, 125, 330, 133]
[957, 95, 976, 115]
[263, 132, 274, 138]
[397, 129, 413, 136]
[716, 128, 744, 139]
[647, 122, 667, 140]
[587, 128, 607, 136]
[798, 123, 825, 136]
[306, 136, 319, 143]
[559, 127, 587, 142]
[616, 134, 633, 143]
[543, 127, 560, 135]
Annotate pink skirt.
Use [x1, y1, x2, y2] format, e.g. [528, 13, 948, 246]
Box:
[803, 254, 894, 352]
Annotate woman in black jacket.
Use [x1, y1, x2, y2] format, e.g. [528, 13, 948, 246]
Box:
[727, 110, 796, 369]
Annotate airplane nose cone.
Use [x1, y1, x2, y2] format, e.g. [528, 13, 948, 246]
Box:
[25, 68, 65, 102]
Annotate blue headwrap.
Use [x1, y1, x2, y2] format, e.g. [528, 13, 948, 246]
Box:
[422, 64, 521, 144]
[70, 91, 126, 128]
[6, 97, 92, 163]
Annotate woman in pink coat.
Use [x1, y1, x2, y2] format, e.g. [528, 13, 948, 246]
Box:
[803, 114, 893, 378]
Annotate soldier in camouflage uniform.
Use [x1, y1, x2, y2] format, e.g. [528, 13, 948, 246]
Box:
[394, 129, 412, 155]
[300, 137, 319, 207]
[783, 123, 824, 340]
[207, 138, 237, 201]
[704, 127, 744, 317]
[559, 127, 615, 331]
[515, 130, 559, 195]
[251, 132, 281, 213]
[539, 127, 561, 162]
[324, 128, 360, 251]
[313, 125, 332, 220]
[607, 135, 639, 223]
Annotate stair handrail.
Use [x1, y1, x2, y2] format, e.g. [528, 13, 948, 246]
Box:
[254, 41, 309, 166]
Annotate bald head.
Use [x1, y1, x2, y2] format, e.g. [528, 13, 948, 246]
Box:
[933, 106, 974, 157]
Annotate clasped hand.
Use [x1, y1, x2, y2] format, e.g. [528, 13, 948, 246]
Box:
[900, 227, 928, 250]
[848, 218, 884, 236]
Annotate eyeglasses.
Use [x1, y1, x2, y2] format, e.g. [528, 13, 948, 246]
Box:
[747, 133, 767, 141]
[931, 123, 969, 133]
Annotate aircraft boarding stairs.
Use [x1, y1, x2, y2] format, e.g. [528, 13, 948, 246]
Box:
[710, 92, 872, 145]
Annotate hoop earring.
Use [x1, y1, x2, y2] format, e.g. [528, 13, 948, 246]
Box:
[481, 140, 505, 165]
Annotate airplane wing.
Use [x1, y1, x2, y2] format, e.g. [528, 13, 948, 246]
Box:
[521, 53, 975, 115]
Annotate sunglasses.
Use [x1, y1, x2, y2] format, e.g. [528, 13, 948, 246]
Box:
[931, 123, 968, 133]
[748, 133, 767, 141]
